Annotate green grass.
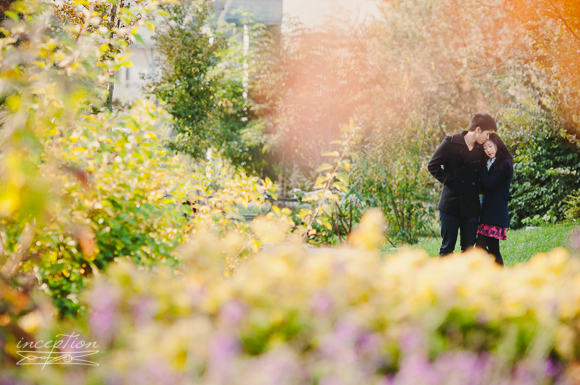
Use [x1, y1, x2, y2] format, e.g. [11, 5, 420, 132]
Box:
[388, 222, 578, 266]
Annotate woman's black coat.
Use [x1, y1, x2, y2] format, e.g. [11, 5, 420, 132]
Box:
[479, 158, 513, 228]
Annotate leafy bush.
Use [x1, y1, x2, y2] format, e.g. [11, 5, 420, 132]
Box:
[564, 190, 580, 222]
[21, 101, 196, 316]
[148, 0, 267, 173]
[346, 123, 438, 245]
[0, 0, 278, 318]
[3, 212, 580, 384]
[500, 106, 580, 228]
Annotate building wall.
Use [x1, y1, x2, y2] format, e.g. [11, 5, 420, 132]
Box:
[213, 0, 283, 25]
[113, 45, 156, 103]
[114, 0, 283, 103]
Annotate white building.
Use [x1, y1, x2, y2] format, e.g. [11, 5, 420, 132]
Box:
[113, 25, 156, 102]
[214, 0, 283, 26]
[114, 0, 283, 103]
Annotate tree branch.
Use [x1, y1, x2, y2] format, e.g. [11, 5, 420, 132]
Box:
[0, 223, 36, 279]
[547, 0, 580, 43]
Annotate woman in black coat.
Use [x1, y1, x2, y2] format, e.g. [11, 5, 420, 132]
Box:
[476, 133, 513, 265]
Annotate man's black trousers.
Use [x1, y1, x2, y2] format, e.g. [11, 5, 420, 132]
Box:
[439, 211, 478, 256]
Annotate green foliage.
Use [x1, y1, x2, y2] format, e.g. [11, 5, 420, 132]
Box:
[147, 0, 221, 157]
[347, 123, 438, 245]
[20, 102, 194, 316]
[0, 0, 282, 318]
[500, 106, 580, 228]
[147, 0, 267, 173]
[289, 121, 360, 244]
[564, 190, 580, 222]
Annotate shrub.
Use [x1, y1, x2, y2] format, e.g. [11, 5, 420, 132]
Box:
[500, 106, 580, 228]
[564, 190, 580, 222]
[22, 101, 195, 316]
[148, 0, 268, 173]
[346, 123, 438, 245]
[0, 0, 278, 318]
[3, 212, 580, 384]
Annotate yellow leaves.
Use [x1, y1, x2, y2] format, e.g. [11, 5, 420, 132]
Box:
[347, 208, 386, 250]
[251, 216, 291, 245]
[316, 163, 333, 173]
[0, 150, 27, 217]
[5, 94, 21, 112]
[555, 324, 575, 358]
[0, 187, 20, 218]
[98, 44, 110, 54]
[301, 194, 319, 203]
[322, 151, 340, 158]
[3, 10, 19, 22]
[314, 175, 327, 189]
[528, 247, 569, 275]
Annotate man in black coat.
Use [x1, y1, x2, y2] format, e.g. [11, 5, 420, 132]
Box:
[428, 113, 497, 256]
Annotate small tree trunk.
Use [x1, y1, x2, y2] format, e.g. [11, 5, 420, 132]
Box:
[105, 0, 124, 110]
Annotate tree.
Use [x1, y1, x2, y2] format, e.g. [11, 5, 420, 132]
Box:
[52, 0, 149, 110]
[147, 0, 266, 172]
[250, 19, 373, 180]
[506, 0, 580, 137]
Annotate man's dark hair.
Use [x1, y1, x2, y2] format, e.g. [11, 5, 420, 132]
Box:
[469, 113, 497, 132]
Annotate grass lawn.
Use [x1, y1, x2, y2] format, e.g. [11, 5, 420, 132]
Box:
[388, 222, 579, 266]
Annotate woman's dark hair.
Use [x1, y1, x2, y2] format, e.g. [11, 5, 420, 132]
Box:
[487, 133, 513, 164]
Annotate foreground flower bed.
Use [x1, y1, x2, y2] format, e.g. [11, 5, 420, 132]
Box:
[2, 214, 579, 385]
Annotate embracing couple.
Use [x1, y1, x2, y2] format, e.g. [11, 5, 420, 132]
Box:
[428, 113, 513, 265]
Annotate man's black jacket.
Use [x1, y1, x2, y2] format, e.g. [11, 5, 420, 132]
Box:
[428, 132, 486, 218]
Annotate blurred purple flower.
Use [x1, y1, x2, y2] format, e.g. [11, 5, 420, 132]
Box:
[378, 376, 395, 385]
[355, 332, 385, 375]
[433, 351, 490, 385]
[512, 363, 543, 385]
[248, 347, 305, 385]
[332, 261, 346, 273]
[356, 332, 381, 355]
[219, 299, 246, 326]
[210, 331, 240, 363]
[0, 376, 30, 385]
[310, 291, 334, 315]
[188, 285, 206, 307]
[65, 368, 88, 385]
[88, 283, 121, 346]
[57, 331, 94, 357]
[319, 375, 343, 385]
[131, 295, 158, 326]
[206, 331, 241, 383]
[399, 330, 426, 357]
[394, 354, 440, 385]
[335, 318, 359, 342]
[132, 358, 183, 385]
[104, 374, 123, 385]
[319, 318, 359, 364]
[545, 358, 561, 378]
